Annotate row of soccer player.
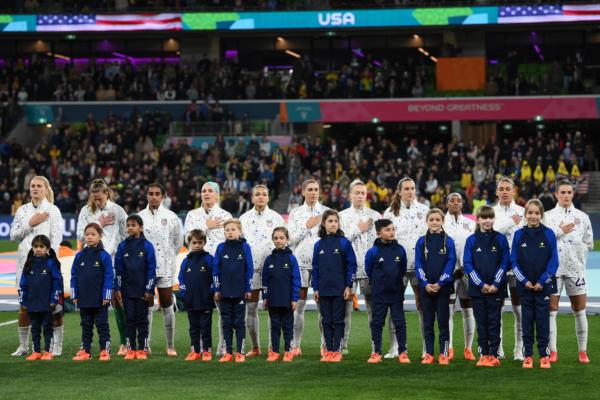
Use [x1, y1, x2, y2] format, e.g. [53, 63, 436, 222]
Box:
[10, 176, 592, 366]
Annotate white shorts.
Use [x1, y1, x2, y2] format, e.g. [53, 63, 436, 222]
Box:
[353, 278, 371, 296]
[155, 276, 173, 289]
[450, 275, 470, 301]
[251, 271, 263, 291]
[555, 276, 587, 297]
[403, 270, 419, 287]
[300, 270, 311, 288]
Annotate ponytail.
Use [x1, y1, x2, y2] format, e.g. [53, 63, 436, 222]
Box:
[389, 177, 415, 217]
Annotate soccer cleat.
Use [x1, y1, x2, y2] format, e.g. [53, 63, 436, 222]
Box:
[448, 348, 455, 360]
[26, 352, 42, 361]
[41, 352, 54, 361]
[246, 348, 261, 357]
[367, 353, 382, 364]
[201, 351, 212, 362]
[549, 351, 558, 363]
[476, 356, 490, 367]
[421, 354, 435, 364]
[167, 348, 178, 357]
[72, 351, 91, 361]
[579, 352, 590, 364]
[117, 345, 128, 356]
[320, 352, 331, 362]
[320, 346, 327, 357]
[267, 352, 280, 362]
[291, 347, 302, 357]
[283, 352, 294, 362]
[540, 357, 551, 369]
[219, 353, 233, 363]
[464, 348, 476, 361]
[99, 350, 110, 361]
[398, 352, 411, 364]
[384, 349, 399, 359]
[136, 350, 147, 360]
[488, 356, 501, 367]
[522, 357, 533, 369]
[329, 351, 342, 362]
[438, 354, 450, 365]
[185, 351, 201, 361]
[11, 347, 28, 357]
[234, 352, 246, 363]
[513, 348, 524, 361]
[124, 350, 137, 360]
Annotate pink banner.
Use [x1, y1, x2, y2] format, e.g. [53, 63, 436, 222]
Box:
[319, 96, 599, 122]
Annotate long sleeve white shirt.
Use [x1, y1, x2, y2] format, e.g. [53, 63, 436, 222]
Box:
[443, 212, 476, 269]
[183, 205, 233, 256]
[339, 206, 381, 278]
[76, 200, 128, 257]
[288, 202, 329, 270]
[383, 200, 429, 271]
[240, 206, 286, 274]
[493, 201, 525, 251]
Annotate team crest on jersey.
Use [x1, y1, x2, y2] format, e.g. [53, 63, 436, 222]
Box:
[463, 223, 470, 230]
[161, 219, 168, 226]
[138, 251, 144, 257]
[476, 248, 482, 252]
[284, 263, 289, 269]
[417, 212, 423, 219]
[267, 219, 273, 227]
[438, 248, 446, 255]
[237, 254, 243, 260]
[334, 248, 340, 254]
[395, 256, 401, 262]
[269, 264, 274, 269]
[539, 242, 545, 248]
[94, 261, 100, 267]
[491, 246, 497, 252]
[41, 269, 47, 275]
[574, 217, 581, 225]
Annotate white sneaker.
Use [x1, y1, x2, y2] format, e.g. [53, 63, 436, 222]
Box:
[11, 346, 28, 357]
[384, 348, 399, 359]
[497, 347, 505, 360]
[513, 348, 524, 361]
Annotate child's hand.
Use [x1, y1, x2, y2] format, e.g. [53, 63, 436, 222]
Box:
[291, 301, 297, 311]
[425, 284, 435, 293]
[525, 281, 535, 290]
[245, 292, 252, 300]
[313, 291, 319, 303]
[114, 290, 123, 305]
[488, 285, 498, 294]
[533, 283, 543, 292]
[144, 293, 154, 307]
[343, 287, 352, 300]
[214, 292, 221, 302]
[263, 299, 268, 310]
[431, 283, 441, 291]
[102, 300, 110, 306]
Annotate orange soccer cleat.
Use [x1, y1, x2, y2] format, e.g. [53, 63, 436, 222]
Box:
[438, 354, 450, 365]
[320, 351, 332, 362]
[219, 353, 233, 363]
[421, 353, 435, 365]
[476, 356, 490, 367]
[201, 351, 212, 362]
[291, 347, 302, 357]
[185, 351, 201, 361]
[26, 352, 42, 361]
[283, 352, 294, 362]
[367, 353, 382, 364]
[549, 351, 558, 363]
[540, 357, 551, 369]
[448, 348, 455, 361]
[234, 352, 246, 363]
[40, 352, 54, 361]
[246, 348, 261, 357]
[167, 348, 178, 357]
[99, 350, 110, 361]
[522, 356, 533, 369]
[398, 352, 411, 364]
[124, 350, 137, 360]
[72, 351, 91, 361]
[266, 351, 280, 362]
[136, 350, 148, 360]
[329, 351, 343, 362]
[464, 348, 476, 361]
[579, 351, 590, 364]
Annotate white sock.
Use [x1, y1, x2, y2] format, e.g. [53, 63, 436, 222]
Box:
[292, 299, 306, 348]
[449, 303, 455, 348]
[147, 307, 154, 348]
[245, 301, 260, 350]
[19, 326, 30, 351]
[462, 307, 475, 349]
[574, 309, 588, 353]
[549, 310, 558, 352]
[343, 301, 353, 349]
[512, 305, 523, 352]
[162, 305, 175, 348]
[366, 300, 373, 325]
[387, 313, 398, 353]
[418, 309, 426, 355]
[52, 325, 64, 354]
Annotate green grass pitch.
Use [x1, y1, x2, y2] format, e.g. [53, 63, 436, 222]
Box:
[0, 310, 597, 400]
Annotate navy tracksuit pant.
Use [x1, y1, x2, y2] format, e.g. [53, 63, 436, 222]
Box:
[188, 309, 213, 353]
[472, 297, 503, 357]
[29, 311, 53, 353]
[422, 293, 450, 356]
[124, 297, 149, 351]
[268, 306, 294, 354]
[320, 296, 345, 352]
[80, 306, 110, 352]
[370, 301, 407, 355]
[521, 293, 550, 357]
[220, 298, 245, 354]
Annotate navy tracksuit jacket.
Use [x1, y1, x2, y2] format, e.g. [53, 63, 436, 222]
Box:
[262, 247, 301, 353]
[71, 245, 114, 352]
[311, 234, 357, 352]
[415, 232, 456, 356]
[511, 224, 559, 358]
[213, 238, 254, 354]
[178, 250, 215, 353]
[463, 230, 510, 357]
[365, 238, 408, 354]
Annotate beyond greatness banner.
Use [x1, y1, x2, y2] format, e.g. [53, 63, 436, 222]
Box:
[2, 4, 600, 32]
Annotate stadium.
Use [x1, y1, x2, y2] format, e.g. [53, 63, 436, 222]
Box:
[1, 1, 600, 399]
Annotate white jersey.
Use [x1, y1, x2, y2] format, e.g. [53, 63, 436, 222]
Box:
[493, 201, 525, 251]
[138, 204, 183, 278]
[288, 202, 329, 270]
[240, 206, 286, 275]
[183, 205, 232, 256]
[544, 204, 593, 277]
[76, 200, 127, 257]
[339, 206, 381, 278]
[383, 200, 429, 271]
[443, 213, 476, 269]
[11, 199, 63, 269]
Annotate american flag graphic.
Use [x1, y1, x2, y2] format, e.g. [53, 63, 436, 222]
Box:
[36, 13, 182, 32]
[499, 4, 600, 24]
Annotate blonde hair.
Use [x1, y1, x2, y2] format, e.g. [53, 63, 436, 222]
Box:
[31, 176, 54, 204]
[223, 218, 242, 230]
[88, 179, 113, 213]
[524, 199, 545, 218]
[426, 208, 445, 222]
[349, 179, 365, 192]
